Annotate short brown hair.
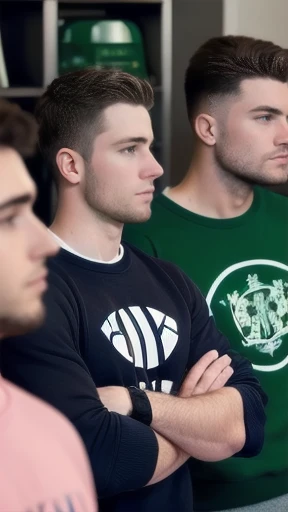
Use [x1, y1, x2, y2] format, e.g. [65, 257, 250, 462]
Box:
[35, 68, 154, 172]
[0, 99, 37, 157]
[185, 35, 288, 121]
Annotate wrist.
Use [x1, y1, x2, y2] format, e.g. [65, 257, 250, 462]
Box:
[123, 387, 133, 416]
[127, 386, 153, 426]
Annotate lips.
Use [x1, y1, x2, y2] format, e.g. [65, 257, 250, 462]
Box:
[271, 154, 288, 160]
[27, 270, 48, 287]
[137, 189, 155, 195]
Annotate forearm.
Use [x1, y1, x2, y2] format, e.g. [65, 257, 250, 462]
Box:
[147, 432, 189, 486]
[97, 386, 189, 486]
[146, 387, 245, 462]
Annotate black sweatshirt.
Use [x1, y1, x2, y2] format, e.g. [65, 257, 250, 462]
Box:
[0, 244, 267, 511]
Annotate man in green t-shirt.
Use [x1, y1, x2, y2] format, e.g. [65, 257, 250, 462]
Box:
[124, 36, 288, 512]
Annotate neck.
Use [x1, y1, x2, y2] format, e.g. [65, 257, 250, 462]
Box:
[51, 190, 122, 262]
[168, 149, 254, 219]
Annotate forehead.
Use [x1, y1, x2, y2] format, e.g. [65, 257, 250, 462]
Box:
[235, 78, 288, 110]
[100, 103, 153, 139]
[0, 147, 35, 204]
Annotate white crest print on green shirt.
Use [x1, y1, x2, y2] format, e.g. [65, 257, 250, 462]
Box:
[207, 259, 288, 372]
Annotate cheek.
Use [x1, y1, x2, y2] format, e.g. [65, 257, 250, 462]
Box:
[0, 237, 28, 280]
[0, 256, 23, 308]
[224, 124, 260, 158]
[91, 157, 129, 188]
[229, 123, 252, 143]
[234, 121, 273, 147]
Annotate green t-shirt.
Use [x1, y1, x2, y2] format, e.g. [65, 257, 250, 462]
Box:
[124, 187, 288, 510]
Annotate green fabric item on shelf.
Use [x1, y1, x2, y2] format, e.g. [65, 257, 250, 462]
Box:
[58, 19, 148, 79]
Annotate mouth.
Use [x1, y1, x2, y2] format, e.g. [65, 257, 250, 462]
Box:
[136, 188, 155, 196]
[271, 154, 288, 162]
[27, 271, 48, 290]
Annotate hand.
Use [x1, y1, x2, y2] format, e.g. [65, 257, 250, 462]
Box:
[179, 350, 233, 398]
[97, 386, 132, 416]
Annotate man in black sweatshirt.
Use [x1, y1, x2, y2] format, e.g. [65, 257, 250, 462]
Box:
[0, 69, 267, 512]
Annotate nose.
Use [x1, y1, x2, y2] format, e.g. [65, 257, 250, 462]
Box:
[141, 153, 164, 181]
[30, 214, 59, 261]
[154, 159, 164, 179]
[275, 121, 288, 146]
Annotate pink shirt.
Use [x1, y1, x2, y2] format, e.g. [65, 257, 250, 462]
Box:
[0, 377, 97, 512]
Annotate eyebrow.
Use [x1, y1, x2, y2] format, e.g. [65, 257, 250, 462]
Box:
[249, 106, 284, 116]
[112, 137, 153, 146]
[0, 193, 34, 212]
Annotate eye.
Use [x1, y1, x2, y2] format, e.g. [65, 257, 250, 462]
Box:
[256, 114, 272, 122]
[0, 214, 19, 227]
[120, 146, 137, 155]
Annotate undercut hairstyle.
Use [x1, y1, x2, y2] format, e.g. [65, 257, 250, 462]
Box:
[35, 68, 154, 174]
[0, 99, 37, 157]
[185, 35, 288, 121]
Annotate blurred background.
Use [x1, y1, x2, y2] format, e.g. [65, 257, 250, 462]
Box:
[0, 0, 287, 224]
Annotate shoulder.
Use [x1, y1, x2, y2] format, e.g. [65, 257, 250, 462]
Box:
[0, 379, 96, 503]
[46, 253, 84, 318]
[125, 242, 200, 308]
[48, 252, 80, 294]
[7, 379, 91, 459]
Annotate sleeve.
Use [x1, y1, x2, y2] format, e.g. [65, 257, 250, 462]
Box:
[122, 225, 158, 257]
[184, 276, 268, 459]
[0, 270, 158, 499]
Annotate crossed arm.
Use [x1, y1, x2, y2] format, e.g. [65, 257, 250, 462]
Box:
[144, 352, 238, 485]
[98, 350, 247, 462]
[98, 281, 267, 463]
[147, 386, 244, 462]
[147, 350, 246, 461]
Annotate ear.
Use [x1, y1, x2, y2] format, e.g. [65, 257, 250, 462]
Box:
[56, 148, 85, 185]
[194, 113, 217, 146]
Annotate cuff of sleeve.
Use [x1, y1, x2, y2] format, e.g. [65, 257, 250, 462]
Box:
[231, 384, 267, 458]
[105, 413, 158, 496]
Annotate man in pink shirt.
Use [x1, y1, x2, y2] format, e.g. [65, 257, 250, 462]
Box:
[0, 99, 97, 512]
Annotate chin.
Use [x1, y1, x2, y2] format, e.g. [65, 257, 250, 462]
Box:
[264, 164, 288, 185]
[1, 303, 46, 338]
[258, 173, 288, 186]
[138, 211, 152, 223]
[119, 207, 152, 224]
[127, 213, 151, 224]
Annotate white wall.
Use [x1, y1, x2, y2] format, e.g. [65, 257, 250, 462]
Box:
[223, 0, 288, 47]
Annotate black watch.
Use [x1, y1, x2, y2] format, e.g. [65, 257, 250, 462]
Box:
[127, 386, 152, 426]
